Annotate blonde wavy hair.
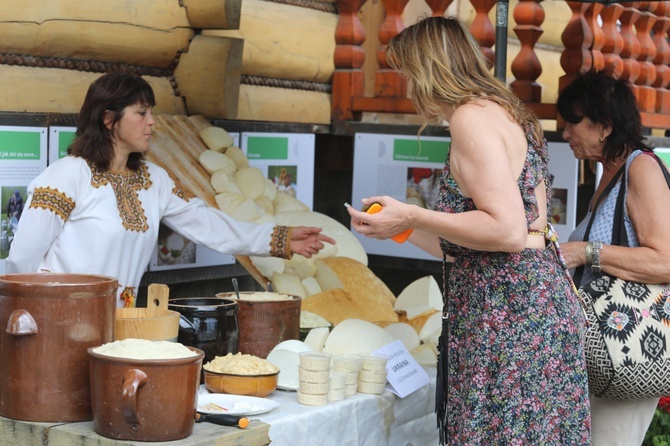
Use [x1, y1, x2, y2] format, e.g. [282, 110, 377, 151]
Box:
[386, 16, 543, 144]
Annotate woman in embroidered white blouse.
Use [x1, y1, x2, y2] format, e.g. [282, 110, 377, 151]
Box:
[6, 72, 334, 308]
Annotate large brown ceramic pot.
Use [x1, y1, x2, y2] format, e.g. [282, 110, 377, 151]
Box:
[88, 346, 204, 442]
[0, 273, 117, 422]
[215, 291, 301, 359]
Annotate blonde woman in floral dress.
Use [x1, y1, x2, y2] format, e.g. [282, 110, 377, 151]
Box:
[347, 17, 590, 445]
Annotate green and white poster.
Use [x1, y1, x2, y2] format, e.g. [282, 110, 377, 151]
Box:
[352, 133, 450, 260]
[242, 132, 315, 209]
[0, 126, 48, 270]
[48, 126, 76, 163]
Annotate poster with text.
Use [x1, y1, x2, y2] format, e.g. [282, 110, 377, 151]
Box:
[241, 132, 315, 209]
[149, 132, 241, 271]
[0, 126, 48, 272]
[351, 133, 450, 260]
[547, 142, 579, 242]
[49, 126, 76, 164]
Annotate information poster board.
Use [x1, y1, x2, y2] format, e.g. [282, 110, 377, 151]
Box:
[0, 126, 48, 273]
[241, 132, 315, 209]
[49, 126, 76, 163]
[351, 133, 449, 260]
[149, 133, 241, 271]
[547, 142, 579, 242]
[352, 135, 579, 258]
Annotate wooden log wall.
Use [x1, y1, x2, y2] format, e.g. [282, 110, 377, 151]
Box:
[204, 0, 338, 124]
[0, 0, 242, 119]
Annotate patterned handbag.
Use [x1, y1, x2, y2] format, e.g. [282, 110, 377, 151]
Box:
[577, 153, 670, 399]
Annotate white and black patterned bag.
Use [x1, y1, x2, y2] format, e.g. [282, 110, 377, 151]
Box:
[576, 153, 670, 399]
[578, 274, 670, 399]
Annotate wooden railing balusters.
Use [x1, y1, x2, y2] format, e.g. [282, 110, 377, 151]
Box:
[634, 2, 658, 112]
[510, 0, 545, 104]
[469, 0, 498, 66]
[329, 0, 670, 131]
[600, 3, 625, 77]
[650, 2, 670, 114]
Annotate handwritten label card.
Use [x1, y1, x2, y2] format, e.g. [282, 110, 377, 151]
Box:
[374, 339, 430, 398]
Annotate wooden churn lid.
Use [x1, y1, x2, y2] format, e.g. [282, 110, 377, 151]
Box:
[114, 283, 180, 342]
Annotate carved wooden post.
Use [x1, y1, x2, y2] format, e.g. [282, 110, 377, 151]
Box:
[650, 2, 670, 114]
[559, 2, 593, 92]
[618, 3, 641, 92]
[374, 0, 409, 97]
[600, 3, 625, 77]
[332, 0, 367, 120]
[584, 3, 605, 70]
[425, 0, 453, 17]
[510, 0, 544, 103]
[469, 0, 498, 67]
[634, 3, 658, 112]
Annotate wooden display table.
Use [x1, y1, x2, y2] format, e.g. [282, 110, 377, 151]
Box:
[0, 415, 270, 446]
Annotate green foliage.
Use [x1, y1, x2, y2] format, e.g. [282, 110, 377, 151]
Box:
[643, 409, 670, 446]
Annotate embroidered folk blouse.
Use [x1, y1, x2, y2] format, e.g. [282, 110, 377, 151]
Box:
[6, 156, 289, 307]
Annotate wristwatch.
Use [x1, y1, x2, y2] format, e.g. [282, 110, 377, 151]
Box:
[586, 241, 604, 274]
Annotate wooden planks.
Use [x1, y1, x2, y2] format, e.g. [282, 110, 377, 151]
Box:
[0, 414, 270, 446]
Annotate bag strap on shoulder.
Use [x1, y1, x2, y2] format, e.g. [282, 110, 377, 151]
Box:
[573, 165, 624, 285]
[574, 153, 670, 285]
[613, 153, 670, 248]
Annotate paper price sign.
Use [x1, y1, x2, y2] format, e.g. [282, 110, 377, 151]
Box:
[374, 339, 430, 398]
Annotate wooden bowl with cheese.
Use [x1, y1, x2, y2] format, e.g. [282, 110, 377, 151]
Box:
[203, 370, 279, 398]
[202, 352, 280, 397]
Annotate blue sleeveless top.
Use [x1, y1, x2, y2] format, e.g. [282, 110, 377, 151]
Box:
[568, 150, 645, 286]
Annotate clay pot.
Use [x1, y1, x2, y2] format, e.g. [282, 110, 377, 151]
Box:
[0, 273, 117, 422]
[88, 346, 204, 442]
[167, 297, 239, 365]
[215, 291, 301, 359]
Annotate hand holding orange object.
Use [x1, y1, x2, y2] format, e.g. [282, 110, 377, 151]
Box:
[362, 202, 413, 243]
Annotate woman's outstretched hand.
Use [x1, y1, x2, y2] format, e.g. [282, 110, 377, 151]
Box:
[346, 196, 412, 240]
[289, 227, 336, 258]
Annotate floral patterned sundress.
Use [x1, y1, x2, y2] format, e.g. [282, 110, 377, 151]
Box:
[435, 125, 591, 445]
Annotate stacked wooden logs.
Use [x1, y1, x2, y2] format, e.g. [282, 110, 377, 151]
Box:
[0, 0, 337, 124]
[0, 0, 242, 119]
[203, 0, 337, 124]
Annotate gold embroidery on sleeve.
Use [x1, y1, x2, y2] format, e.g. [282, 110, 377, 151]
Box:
[172, 181, 193, 202]
[30, 187, 75, 221]
[270, 225, 292, 259]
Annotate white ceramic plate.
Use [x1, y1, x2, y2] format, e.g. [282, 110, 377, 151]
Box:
[197, 393, 280, 416]
[276, 384, 298, 392]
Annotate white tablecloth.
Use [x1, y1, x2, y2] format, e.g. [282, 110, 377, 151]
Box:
[257, 366, 439, 446]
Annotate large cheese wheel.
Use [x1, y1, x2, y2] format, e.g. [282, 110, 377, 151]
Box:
[321, 257, 397, 308]
[322, 319, 395, 355]
[301, 289, 363, 325]
[301, 287, 397, 326]
[395, 275, 443, 313]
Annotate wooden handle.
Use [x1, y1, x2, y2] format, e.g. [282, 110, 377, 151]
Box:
[146, 283, 170, 317]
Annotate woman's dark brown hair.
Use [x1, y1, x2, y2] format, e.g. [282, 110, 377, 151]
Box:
[69, 71, 156, 171]
[557, 68, 652, 164]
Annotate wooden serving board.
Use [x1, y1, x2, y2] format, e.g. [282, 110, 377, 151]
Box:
[146, 114, 270, 289]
